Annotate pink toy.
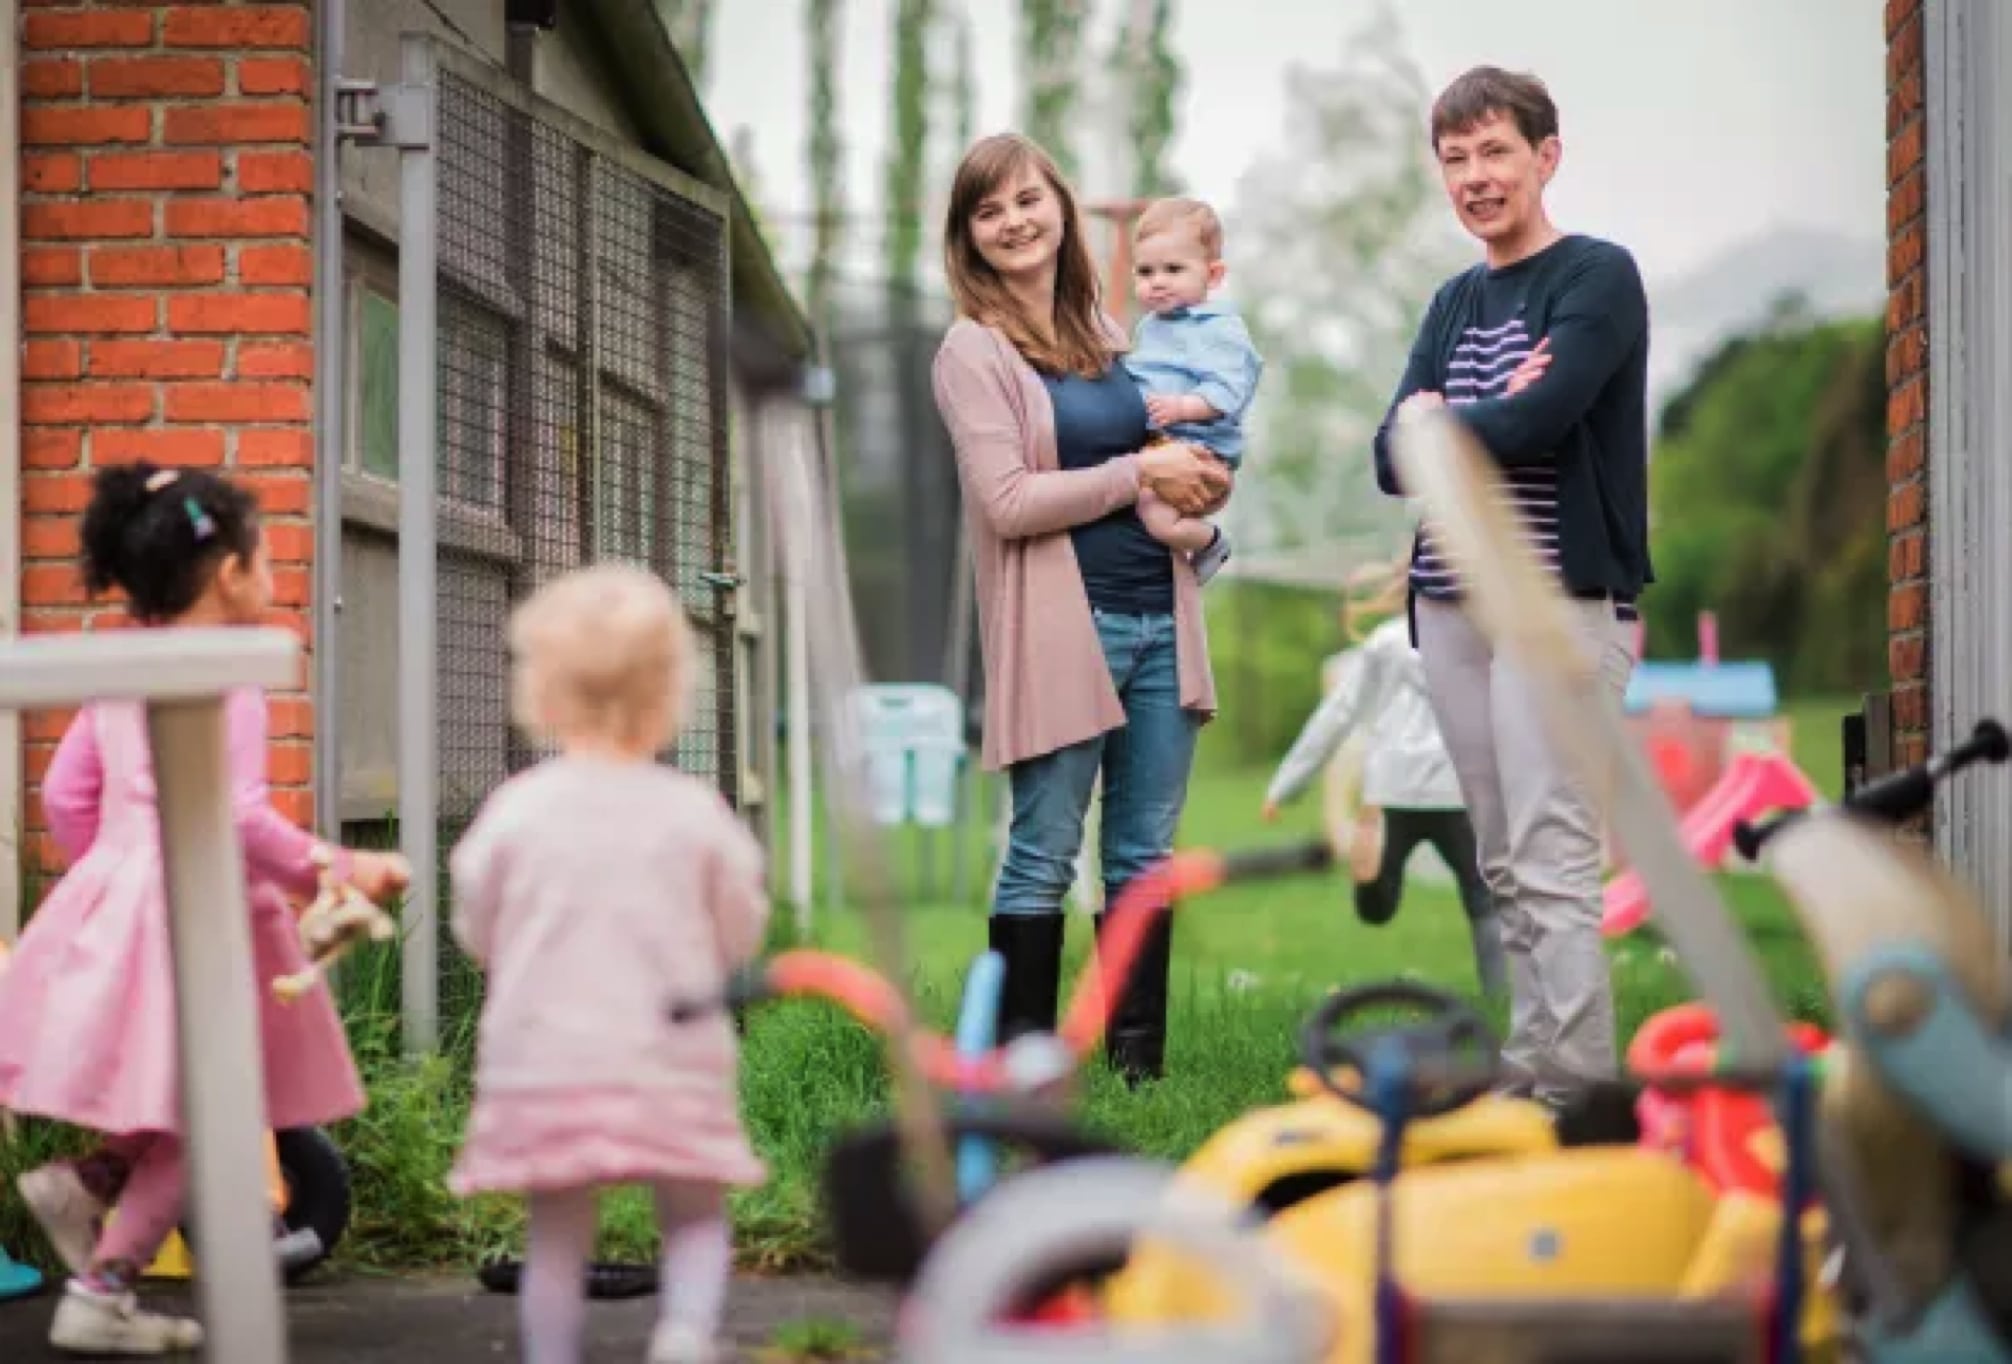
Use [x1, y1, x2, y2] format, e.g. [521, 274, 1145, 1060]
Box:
[1602, 748, 1821, 937]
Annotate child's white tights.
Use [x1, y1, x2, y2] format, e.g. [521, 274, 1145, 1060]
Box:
[521, 1181, 731, 1364]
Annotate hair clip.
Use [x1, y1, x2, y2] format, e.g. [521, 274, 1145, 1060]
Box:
[145, 469, 181, 494]
[184, 497, 216, 542]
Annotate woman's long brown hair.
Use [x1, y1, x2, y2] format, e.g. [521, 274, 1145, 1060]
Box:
[942, 133, 1115, 379]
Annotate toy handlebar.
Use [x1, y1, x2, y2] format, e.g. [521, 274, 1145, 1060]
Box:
[667, 838, 1334, 1094]
[1732, 716, 2009, 861]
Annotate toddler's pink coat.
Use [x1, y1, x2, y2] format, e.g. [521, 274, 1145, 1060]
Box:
[447, 755, 770, 1196]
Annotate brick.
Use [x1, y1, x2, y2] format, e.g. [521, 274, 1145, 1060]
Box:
[1888, 478, 1926, 533]
[1889, 633, 1926, 686]
[238, 57, 310, 96]
[23, 10, 154, 48]
[238, 342, 313, 378]
[90, 244, 228, 287]
[1887, 375, 1927, 435]
[23, 472, 95, 513]
[238, 243, 311, 284]
[1888, 168, 1925, 234]
[24, 293, 157, 334]
[24, 198, 153, 241]
[91, 56, 226, 99]
[1889, 528, 1926, 583]
[237, 150, 313, 193]
[1888, 72, 1923, 138]
[90, 150, 223, 191]
[1887, 219, 1924, 289]
[238, 428, 311, 467]
[24, 428, 83, 470]
[1886, 325, 1928, 389]
[1888, 118, 1926, 186]
[22, 515, 78, 563]
[91, 339, 227, 379]
[235, 470, 311, 513]
[1891, 680, 1928, 733]
[22, 247, 83, 287]
[266, 742, 313, 786]
[1886, 271, 1925, 333]
[1887, 0, 1921, 42]
[268, 694, 313, 739]
[163, 381, 309, 423]
[163, 102, 308, 147]
[95, 427, 226, 467]
[23, 340, 83, 380]
[272, 564, 309, 608]
[164, 6, 309, 50]
[23, 58, 83, 98]
[22, 563, 88, 607]
[167, 291, 309, 335]
[1887, 12, 1922, 88]
[22, 709, 77, 745]
[1888, 580, 1927, 633]
[1887, 427, 1926, 484]
[270, 787, 313, 826]
[23, 382, 155, 425]
[23, 105, 151, 147]
[164, 195, 308, 237]
[262, 521, 313, 565]
[23, 153, 82, 193]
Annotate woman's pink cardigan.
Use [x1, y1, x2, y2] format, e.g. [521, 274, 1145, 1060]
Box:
[931, 317, 1217, 772]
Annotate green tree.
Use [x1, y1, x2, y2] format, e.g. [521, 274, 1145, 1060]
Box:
[1227, 1, 1464, 557]
[885, 0, 936, 293]
[1021, 0, 1088, 174]
[805, 0, 845, 340]
[658, 0, 714, 89]
[1645, 311, 1887, 695]
[1117, 0, 1182, 196]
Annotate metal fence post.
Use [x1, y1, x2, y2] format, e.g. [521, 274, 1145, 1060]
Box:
[396, 32, 440, 1055]
[311, 0, 347, 844]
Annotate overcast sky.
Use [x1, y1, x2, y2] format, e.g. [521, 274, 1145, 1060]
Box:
[707, 0, 1885, 291]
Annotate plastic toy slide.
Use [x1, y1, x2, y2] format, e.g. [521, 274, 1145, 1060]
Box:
[1602, 750, 1820, 937]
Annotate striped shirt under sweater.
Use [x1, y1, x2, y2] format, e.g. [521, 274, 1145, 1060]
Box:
[1409, 314, 1562, 598]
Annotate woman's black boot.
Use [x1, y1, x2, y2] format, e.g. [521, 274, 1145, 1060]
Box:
[987, 913, 1065, 1043]
[1095, 909, 1173, 1086]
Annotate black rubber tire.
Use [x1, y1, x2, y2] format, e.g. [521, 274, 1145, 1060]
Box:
[176, 1126, 350, 1285]
[476, 1257, 659, 1300]
[273, 1126, 350, 1283]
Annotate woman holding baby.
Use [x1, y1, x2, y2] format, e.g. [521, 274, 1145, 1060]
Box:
[932, 132, 1245, 1086]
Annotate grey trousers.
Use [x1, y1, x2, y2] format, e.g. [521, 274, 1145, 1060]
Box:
[1414, 595, 1636, 1105]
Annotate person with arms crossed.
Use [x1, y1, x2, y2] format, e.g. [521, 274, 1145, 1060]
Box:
[1372, 66, 1650, 1109]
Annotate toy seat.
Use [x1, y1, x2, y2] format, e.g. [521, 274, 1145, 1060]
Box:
[1403, 1295, 1765, 1363]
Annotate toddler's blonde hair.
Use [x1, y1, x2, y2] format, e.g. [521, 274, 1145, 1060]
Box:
[1134, 196, 1224, 261]
[508, 562, 694, 751]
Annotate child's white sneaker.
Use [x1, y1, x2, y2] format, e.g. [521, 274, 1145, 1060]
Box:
[1192, 526, 1232, 585]
[48, 1279, 203, 1355]
[648, 1321, 721, 1364]
[18, 1165, 105, 1278]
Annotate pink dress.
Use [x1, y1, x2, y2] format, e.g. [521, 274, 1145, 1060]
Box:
[0, 689, 366, 1137]
[447, 755, 770, 1196]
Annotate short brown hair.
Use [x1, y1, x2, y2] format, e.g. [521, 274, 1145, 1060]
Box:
[1135, 197, 1223, 260]
[1429, 66, 1558, 152]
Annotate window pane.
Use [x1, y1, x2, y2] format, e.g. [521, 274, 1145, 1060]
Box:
[361, 292, 400, 481]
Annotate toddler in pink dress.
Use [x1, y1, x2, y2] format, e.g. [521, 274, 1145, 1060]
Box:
[0, 463, 407, 1355]
[448, 562, 771, 1364]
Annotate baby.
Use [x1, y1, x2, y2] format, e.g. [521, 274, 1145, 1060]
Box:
[447, 563, 771, 1364]
[1122, 196, 1265, 586]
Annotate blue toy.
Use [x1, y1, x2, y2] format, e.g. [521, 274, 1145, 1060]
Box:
[954, 951, 1006, 1202]
[0, 1245, 43, 1302]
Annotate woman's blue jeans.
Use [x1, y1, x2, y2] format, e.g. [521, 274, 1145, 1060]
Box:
[993, 609, 1201, 918]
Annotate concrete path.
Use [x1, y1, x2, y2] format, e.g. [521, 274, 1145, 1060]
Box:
[0, 1271, 899, 1361]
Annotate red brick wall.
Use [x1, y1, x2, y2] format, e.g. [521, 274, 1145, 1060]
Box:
[1886, 0, 1929, 770]
[18, 2, 317, 877]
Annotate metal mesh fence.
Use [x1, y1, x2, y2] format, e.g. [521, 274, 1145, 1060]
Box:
[428, 70, 737, 1013]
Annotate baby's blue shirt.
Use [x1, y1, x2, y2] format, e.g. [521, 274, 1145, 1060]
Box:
[1120, 300, 1265, 466]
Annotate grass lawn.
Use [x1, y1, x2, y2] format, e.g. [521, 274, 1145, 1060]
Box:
[0, 696, 1859, 1277]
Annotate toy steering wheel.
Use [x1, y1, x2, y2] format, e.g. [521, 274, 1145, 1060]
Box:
[1299, 981, 1499, 1119]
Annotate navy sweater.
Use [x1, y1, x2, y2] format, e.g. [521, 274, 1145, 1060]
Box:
[1373, 234, 1653, 608]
